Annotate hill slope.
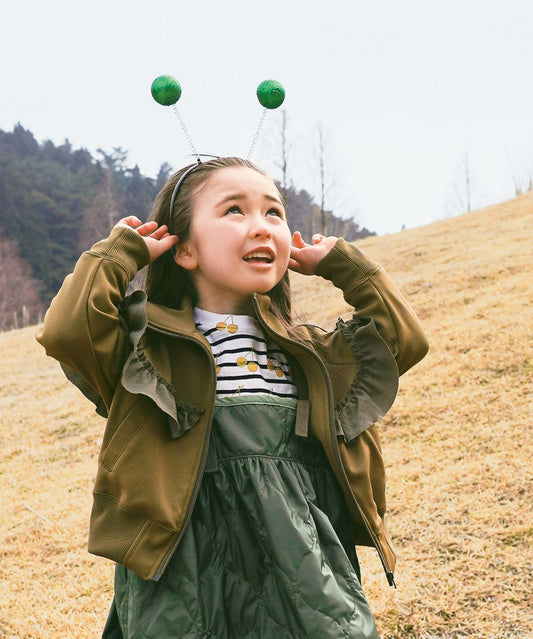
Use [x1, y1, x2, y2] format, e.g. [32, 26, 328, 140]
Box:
[1, 195, 532, 637]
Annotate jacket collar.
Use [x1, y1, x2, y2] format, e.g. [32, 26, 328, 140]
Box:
[145, 293, 288, 340]
[146, 298, 196, 336]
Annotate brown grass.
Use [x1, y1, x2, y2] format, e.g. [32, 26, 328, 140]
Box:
[1, 194, 532, 637]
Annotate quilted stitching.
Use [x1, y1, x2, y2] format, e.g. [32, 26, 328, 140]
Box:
[113, 398, 378, 638]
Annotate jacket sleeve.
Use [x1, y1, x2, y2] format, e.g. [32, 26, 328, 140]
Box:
[314, 237, 428, 375]
[35, 227, 151, 411]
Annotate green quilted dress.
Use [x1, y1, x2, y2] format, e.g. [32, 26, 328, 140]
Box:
[111, 395, 378, 638]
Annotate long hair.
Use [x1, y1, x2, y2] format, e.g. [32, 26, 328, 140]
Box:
[144, 157, 295, 329]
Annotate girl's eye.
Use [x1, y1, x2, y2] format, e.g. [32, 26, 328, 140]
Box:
[225, 206, 243, 215]
[267, 208, 284, 219]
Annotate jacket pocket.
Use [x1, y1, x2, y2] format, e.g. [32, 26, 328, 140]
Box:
[100, 396, 153, 471]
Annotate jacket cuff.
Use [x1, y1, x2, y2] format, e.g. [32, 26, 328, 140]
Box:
[314, 237, 381, 291]
[88, 227, 151, 279]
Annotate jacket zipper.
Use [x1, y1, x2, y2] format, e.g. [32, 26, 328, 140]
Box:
[146, 323, 216, 582]
[252, 295, 395, 586]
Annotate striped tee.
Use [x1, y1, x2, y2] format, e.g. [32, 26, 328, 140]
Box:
[194, 308, 298, 399]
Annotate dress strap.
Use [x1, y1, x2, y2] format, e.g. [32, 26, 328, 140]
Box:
[295, 400, 310, 437]
[285, 353, 310, 438]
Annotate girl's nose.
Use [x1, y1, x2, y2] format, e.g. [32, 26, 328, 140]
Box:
[249, 215, 272, 239]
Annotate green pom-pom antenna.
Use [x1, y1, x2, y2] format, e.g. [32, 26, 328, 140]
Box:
[151, 75, 182, 106]
[151, 74, 200, 160]
[256, 79, 285, 110]
[248, 79, 286, 160]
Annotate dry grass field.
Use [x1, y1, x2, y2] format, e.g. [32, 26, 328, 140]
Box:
[1, 194, 532, 638]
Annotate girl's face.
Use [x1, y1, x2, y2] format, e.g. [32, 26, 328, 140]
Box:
[175, 166, 291, 314]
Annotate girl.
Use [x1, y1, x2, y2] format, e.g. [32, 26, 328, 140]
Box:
[37, 156, 428, 638]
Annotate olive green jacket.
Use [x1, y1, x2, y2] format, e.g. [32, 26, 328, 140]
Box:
[36, 227, 428, 586]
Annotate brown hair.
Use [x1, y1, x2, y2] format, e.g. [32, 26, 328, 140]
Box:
[145, 157, 294, 327]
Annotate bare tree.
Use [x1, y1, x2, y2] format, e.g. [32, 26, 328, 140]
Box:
[267, 117, 363, 240]
[506, 147, 533, 196]
[317, 124, 327, 235]
[315, 123, 346, 235]
[445, 149, 474, 217]
[278, 110, 290, 193]
[97, 147, 128, 230]
[265, 109, 292, 196]
[0, 236, 44, 330]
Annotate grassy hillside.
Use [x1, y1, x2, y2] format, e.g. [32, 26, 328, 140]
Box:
[1, 194, 532, 638]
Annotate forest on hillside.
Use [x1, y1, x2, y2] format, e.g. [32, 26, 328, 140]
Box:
[0, 124, 373, 331]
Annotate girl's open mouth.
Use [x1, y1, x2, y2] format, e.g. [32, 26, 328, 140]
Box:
[242, 250, 274, 264]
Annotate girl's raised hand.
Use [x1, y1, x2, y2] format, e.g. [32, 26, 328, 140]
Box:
[288, 231, 338, 275]
[115, 217, 178, 262]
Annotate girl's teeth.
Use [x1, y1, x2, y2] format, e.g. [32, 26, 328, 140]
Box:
[244, 253, 272, 262]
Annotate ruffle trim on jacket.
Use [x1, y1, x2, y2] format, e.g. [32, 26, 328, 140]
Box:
[61, 290, 204, 439]
[334, 316, 399, 443]
[118, 290, 204, 438]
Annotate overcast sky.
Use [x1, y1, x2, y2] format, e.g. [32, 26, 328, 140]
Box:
[2, 0, 533, 234]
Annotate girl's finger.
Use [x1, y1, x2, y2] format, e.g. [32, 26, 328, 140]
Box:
[117, 216, 142, 228]
[292, 231, 306, 248]
[149, 225, 170, 239]
[154, 224, 169, 233]
[135, 221, 158, 236]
